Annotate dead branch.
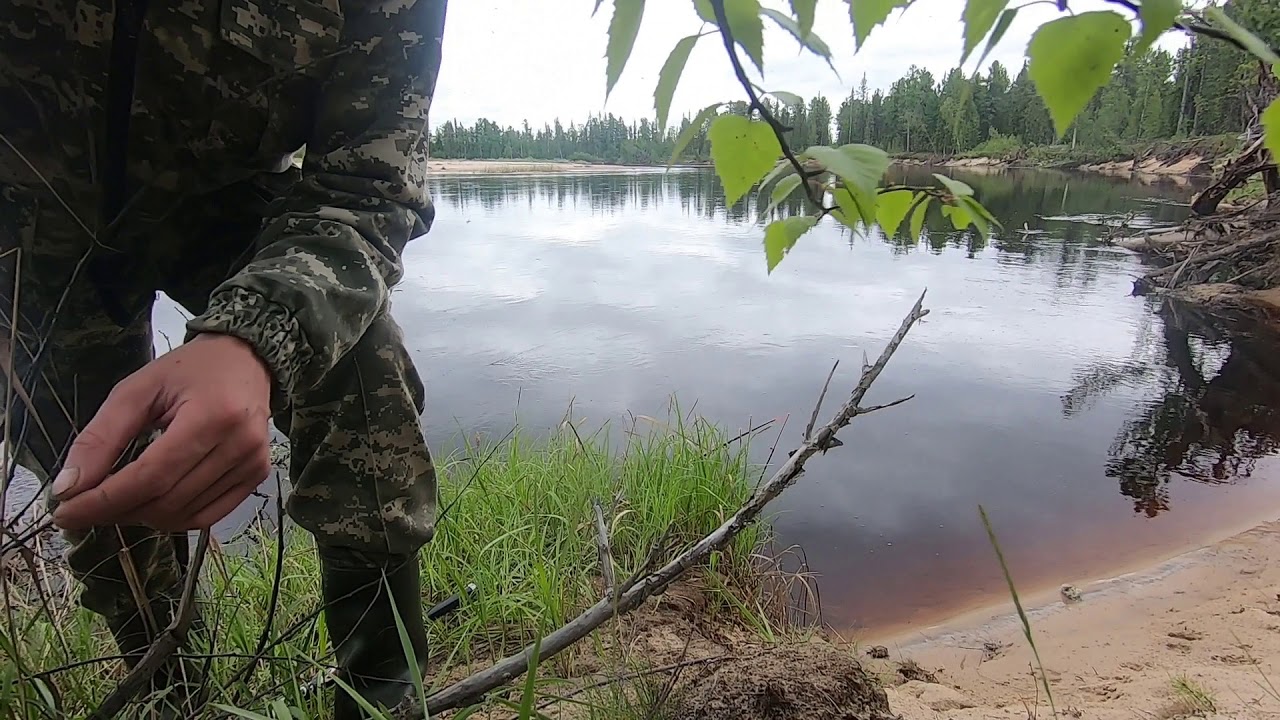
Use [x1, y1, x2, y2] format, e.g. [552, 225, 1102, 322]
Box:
[592, 499, 616, 599]
[803, 360, 839, 443]
[87, 528, 210, 720]
[390, 290, 929, 717]
[1143, 234, 1276, 281]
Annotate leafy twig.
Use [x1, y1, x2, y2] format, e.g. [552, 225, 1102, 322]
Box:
[1103, 0, 1280, 59]
[708, 0, 835, 216]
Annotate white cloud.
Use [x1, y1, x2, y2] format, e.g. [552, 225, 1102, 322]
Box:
[430, 0, 1189, 129]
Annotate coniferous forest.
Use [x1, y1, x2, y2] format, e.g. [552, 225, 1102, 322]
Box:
[428, 0, 1279, 165]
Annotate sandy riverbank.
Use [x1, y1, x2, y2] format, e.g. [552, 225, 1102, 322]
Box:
[858, 515, 1280, 718]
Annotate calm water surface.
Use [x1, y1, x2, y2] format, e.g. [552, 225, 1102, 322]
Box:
[19, 165, 1280, 637]
[397, 165, 1280, 636]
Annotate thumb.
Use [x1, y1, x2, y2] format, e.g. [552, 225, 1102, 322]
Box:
[52, 376, 160, 501]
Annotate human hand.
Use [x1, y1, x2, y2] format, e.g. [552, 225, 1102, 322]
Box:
[51, 333, 274, 532]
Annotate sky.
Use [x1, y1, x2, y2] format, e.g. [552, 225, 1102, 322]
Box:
[429, 0, 1192, 130]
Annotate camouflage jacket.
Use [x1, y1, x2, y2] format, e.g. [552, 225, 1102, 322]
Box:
[0, 0, 446, 404]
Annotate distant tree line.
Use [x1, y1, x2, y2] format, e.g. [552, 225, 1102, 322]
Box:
[429, 0, 1277, 164]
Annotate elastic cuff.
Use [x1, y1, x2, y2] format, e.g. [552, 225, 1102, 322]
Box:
[185, 287, 312, 409]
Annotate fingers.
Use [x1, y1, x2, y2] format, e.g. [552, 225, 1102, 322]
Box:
[130, 438, 271, 531]
[186, 477, 263, 530]
[53, 375, 162, 501]
[51, 407, 221, 529]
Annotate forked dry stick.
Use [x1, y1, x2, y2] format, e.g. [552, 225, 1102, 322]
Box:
[390, 289, 929, 717]
[87, 528, 211, 720]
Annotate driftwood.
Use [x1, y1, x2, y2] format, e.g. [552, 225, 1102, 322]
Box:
[379, 290, 930, 717]
[1191, 66, 1278, 217]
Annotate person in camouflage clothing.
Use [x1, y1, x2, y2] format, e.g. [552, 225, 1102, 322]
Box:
[1, 0, 447, 717]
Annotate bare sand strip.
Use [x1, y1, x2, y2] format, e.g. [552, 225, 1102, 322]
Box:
[863, 516, 1280, 718]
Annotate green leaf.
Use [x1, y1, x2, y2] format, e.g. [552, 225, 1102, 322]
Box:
[606, 0, 646, 99]
[1204, 7, 1280, 66]
[1263, 98, 1280, 167]
[761, 7, 833, 58]
[760, 174, 804, 218]
[698, 0, 766, 72]
[271, 699, 293, 720]
[790, 0, 817, 36]
[941, 203, 976, 231]
[655, 35, 699, 132]
[668, 103, 721, 166]
[876, 190, 916, 238]
[962, 0, 1010, 65]
[805, 144, 890, 194]
[976, 8, 1017, 70]
[212, 706, 276, 720]
[764, 215, 818, 272]
[709, 114, 783, 206]
[850, 0, 913, 51]
[961, 195, 1001, 229]
[768, 90, 805, 107]
[909, 196, 930, 240]
[833, 184, 877, 228]
[1027, 11, 1131, 138]
[519, 634, 544, 719]
[1135, 0, 1180, 55]
[758, 158, 796, 192]
[932, 172, 974, 197]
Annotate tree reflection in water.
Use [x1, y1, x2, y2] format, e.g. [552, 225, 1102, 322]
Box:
[1063, 300, 1280, 517]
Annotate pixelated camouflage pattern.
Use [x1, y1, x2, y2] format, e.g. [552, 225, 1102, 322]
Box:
[0, 0, 445, 628]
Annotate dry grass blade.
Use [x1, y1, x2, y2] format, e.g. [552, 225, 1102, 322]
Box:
[979, 505, 1057, 719]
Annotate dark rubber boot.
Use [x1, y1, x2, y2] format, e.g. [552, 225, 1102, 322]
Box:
[319, 546, 429, 720]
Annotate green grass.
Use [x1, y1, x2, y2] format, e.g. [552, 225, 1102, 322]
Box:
[0, 409, 776, 719]
[1169, 675, 1217, 717]
[959, 132, 1025, 160]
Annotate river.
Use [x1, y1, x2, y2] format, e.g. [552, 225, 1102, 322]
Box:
[12, 164, 1280, 638]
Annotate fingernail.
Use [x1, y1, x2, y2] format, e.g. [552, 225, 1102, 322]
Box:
[52, 467, 79, 498]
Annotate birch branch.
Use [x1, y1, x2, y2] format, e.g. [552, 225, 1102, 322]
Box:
[394, 289, 929, 717]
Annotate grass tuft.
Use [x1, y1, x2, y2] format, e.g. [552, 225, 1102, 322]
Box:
[1168, 675, 1217, 718]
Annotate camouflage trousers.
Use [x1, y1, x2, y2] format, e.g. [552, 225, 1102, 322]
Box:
[0, 170, 438, 627]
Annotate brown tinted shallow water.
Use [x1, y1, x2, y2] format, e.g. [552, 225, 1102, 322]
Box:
[10, 165, 1280, 638]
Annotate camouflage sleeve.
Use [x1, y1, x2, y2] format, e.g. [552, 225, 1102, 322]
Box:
[185, 0, 446, 407]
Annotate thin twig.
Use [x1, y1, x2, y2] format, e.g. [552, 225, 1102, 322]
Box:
[86, 528, 211, 720]
[533, 654, 733, 711]
[228, 474, 287, 694]
[803, 360, 839, 443]
[392, 290, 929, 717]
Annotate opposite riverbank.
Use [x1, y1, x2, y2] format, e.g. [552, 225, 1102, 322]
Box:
[424, 135, 1238, 181]
[427, 158, 708, 175]
[893, 134, 1240, 180]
